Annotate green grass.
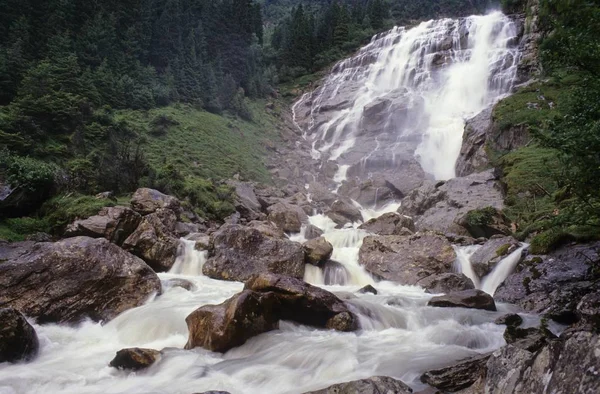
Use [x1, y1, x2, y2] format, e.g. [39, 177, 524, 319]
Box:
[116, 102, 280, 184]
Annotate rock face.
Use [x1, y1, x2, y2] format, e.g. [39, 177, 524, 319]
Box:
[358, 232, 456, 285]
[203, 224, 305, 282]
[109, 348, 161, 370]
[130, 188, 180, 215]
[185, 290, 280, 352]
[122, 208, 180, 272]
[303, 376, 412, 394]
[470, 236, 521, 278]
[244, 273, 359, 332]
[358, 212, 415, 235]
[418, 273, 475, 294]
[303, 237, 333, 265]
[65, 206, 142, 245]
[267, 202, 308, 233]
[428, 289, 497, 311]
[399, 170, 505, 235]
[228, 181, 265, 221]
[455, 108, 493, 177]
[421, 354, 490, 392]
[0, 308, 39, 363]
[494, 242, 600, 321]
[0, 237, 161, 324]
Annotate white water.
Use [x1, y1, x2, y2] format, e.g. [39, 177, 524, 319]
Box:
[169, 239, 207, 277]
[295, 11, 519, 181]
[455, 244, 528, 295]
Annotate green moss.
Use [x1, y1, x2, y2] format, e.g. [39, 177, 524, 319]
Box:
[465, 207, 498, 227]
[495, 243, 512, 257]
[530, 225, 600, 255]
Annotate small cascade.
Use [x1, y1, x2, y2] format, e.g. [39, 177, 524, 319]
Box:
[169, 238, 207, 276]
[455, 243, 528, 295]
[481, 244, 528, 295]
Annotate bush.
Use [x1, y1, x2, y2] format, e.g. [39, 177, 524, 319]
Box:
[0, 150, 57, 193]
[465, 207, 497, 227]
[149, 114, 179, 137]
[184, 178, 235, 220]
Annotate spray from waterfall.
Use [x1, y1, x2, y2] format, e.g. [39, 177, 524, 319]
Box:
[169, 238, 207, 276]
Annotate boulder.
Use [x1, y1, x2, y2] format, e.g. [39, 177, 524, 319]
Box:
[247, 220, 286, 239]
[494, 313, 523, 327]
[244, 273, 359, 331]
[503, 326, 553, 353]
[326, 199, 363, 226]
[428, 289, 497, 311]
[495, 242, 600, 320]
[336, 176, 404, 208]
[130, 188, 180, 215]
[458, 207, 511, 239]
[174, 221, 200, 237]
[109, 348, 161, 370]
[0, 308, 39, 363]
[184, 290, 279, 352]
[455, 108, 493, 177]
[399, 170, 505, 235]
[305, 224, 324, 240]
[122, 208, 180, 272]
[470, 236, 520, 278]
[64, 206, 142, 245]
[303, 376, 412, 394]
[203, 224, 305, 282]
[163, 278, 196, 292]
[322, 260, 351, 286]
[267, 202, 308, 233]
[357, 285, 378, 295]
[358, 212, 415, 235]
[0, 237, 161, 324]
[418, 273, 475, 294]
[227, 181, 265, 221]
[421, 354, 490, 392]
[303, 237, 333, 265]
[358, 232, 456, 285]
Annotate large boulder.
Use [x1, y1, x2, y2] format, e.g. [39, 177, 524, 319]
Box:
[399, 170, 505, 235]
[358, 212, 415, 235]
[303, 376, 412, 394]
[64, 206, 142, 245]
[470, 236, 521, 278]
[421, 353, 491, 392]
[358, 232, 456, 285]
[109, 348, 161, 370]
[0, 308, 39, 363]
[455, 108, 493, 177]
[122, 208, 180, 272]
[495, 242, 600, 322]
[185, 290, 279, 352]
[227, 181, 265, 221]
[130, 188, 180, 215]
[428, 289, 497, 311]
[458, 207, 511, 239]
[244, 273, 359, 331]
[326, 199, 363, 226]
[303, 237, 333, 265]
[267, 202, 308, 233]
[0, 237, 161, 324]
[418, 273, 475, 294]
[336, 176, 405, 208]
[203, 224, 305, 282]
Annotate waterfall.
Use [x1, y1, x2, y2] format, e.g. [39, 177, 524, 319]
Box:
[169, 238, 207, 276]
[294, 11, 520, 182]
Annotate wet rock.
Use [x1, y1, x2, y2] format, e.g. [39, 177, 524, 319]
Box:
[267, 202, 308, 233]
[455, 108, 493, 177]
[482, 344, 536, 393]
[0, 308, 39, 363]
[322, 260, 351, 286]
[244, 273, 359, 332]
[305, 224, 324, 240]
[187, 233, 211, 251]
[470, 236, 520, 278]
[419, 273, 475, 294]
[203, 224, 305, 282]
[458, 207, 511, 239]
[358, 232, 456, 285]
[246, 220, 286, 239]
[576, 291, 600, 330]
[131, 188, 180, 215]
[494, 313, 523, 327]
[503, 326, 553, 353]
[303, 376, 412, 394]
[0, 237, 161, 324]
[421, 353, 490, 392]
[428, 289, 496, 311]
[174, 221, 200, 237]
[358, 212, 415, 235]
[399, 170, 504, 235]
[163, 278, 196, 292]
[227, 181, 264, 221]
[109, 348, 161, 370]
[64, 206, 142, 245]
[185, 290, 279, 352]
[327, 199, 363, 226]
[123, 208, 180, 272]
[303, 237, 333, 265]
[357, 285, 378, 295]
[337, 176, 404, 208]
[495, 242, 600, 318]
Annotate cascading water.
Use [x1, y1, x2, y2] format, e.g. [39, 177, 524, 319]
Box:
[1, 11, 524, 394]
[293, 11, 520, 183]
